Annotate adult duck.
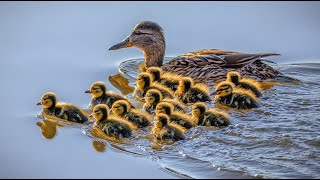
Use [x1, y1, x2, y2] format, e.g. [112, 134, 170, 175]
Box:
[109, 21, 298, 85]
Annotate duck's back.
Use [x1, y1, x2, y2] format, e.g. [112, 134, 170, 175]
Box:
[102, 119, 132, 139]
[55, 103, 88, 123]
[124, 110, 150, 128]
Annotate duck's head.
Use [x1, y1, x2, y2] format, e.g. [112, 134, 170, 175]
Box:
[85, 81, 106, 98]
[145, 89, 163, 106]
[178, 77, 194, 93]
[37, 92, 57, 109]
[154, 113, 170, 128]
[227, 71, 241, 85]
[156, 102, 173, 115]
[192, 102, 207, 118]
[146, 67, 162, 82]
[109, 21, 165, 67]
[136, 73, 152, 90]
[91, 104, 109, 123]
[111, 100, 130, 116]
[215, 82, 234, 98]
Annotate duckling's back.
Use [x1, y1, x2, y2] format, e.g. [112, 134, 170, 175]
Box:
[125, 109, 151, 128]
[55, 103, 88, 124]
[238, 78, 262, 97]
[102, 119, 132, 139]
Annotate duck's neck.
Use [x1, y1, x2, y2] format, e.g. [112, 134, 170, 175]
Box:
[143, 38, 165, 67]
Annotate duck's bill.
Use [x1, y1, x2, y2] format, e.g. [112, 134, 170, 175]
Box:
[109, 38, 132, 50]
[84, 90, 91, 94]
[36, 102, 42, 105]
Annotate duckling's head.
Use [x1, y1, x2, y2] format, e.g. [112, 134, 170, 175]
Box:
[227, 71, 241, 85]
[192, 102, 207, 118]
[136, 73, 152, 90]
[155, 102, 173, 115]
[92, 104, 109, 123]
[215, 82, 234, 97]
[109, 21, 165, 67]
[112, 100, 130, 116]
[146, 67, 162, 82]
[85, 81, 106, 98]
[154, 113, 170, 128]
[178, 77, 194, 93]
[37, 92, 57, 109]
[145, 89, 163, 106]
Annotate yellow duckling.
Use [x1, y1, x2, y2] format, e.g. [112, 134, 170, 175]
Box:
[215, 82, 259, 109]
[152, 113, 186, 141]
[91, 104, 137, 139]
[85, 81, 135, 109]
[146, 67, 181, 91]
[37, 92, 88, 124]
[226, 71, 262, 97]
[143, 89, 186, 114]
[133, 72, 174, 101]
[192, 102, 231, 127]
[111, 100, 151, 128]
[176, 77, 212, 104]
[155, 102, 195, 129]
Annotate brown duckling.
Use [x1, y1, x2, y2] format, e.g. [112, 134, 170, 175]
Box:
[109, 21, 298, 85]
[85, 81, 134, 109]
[176, 77, 212, 104]
[91, 104, 136, 139]
[111, 100, 151, 128]
[152, 114, 186, 141]
[226, 71, 262, 97]
[37, 92, 88, 124]
[155, 102, 195, 129]
[215, 82, 259, 109]
[133, 72, 174, 101]
[146, 67, 181, 91]
[192, 102, 231, 127]
[143, 89, 186, 114]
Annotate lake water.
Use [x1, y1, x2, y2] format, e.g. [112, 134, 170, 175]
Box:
[0, 1, 320, 178]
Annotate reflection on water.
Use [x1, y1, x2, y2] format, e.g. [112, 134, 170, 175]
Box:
[108, 73, 134, 96]
[36, 120, 58, 139]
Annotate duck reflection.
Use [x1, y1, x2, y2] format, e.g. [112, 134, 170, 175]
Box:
[36, 119, 58, 139]
[92, 140, 107, 152]
[108, 73, 134, 96]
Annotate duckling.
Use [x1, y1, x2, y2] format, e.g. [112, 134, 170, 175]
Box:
[37, 92, 88, 124]
[146, 67, 181, 91]
[133, 72, 174, 101]
[176, 77, 212, 104]
[91, 104, 136, 139]
[215, 82, 259, 109]
[155, 102, 195, 129]
[111, 100, 151, 128]
[226, 71, 262, 97]
[143, 89, 186, 114]
[85, 81, 135, 109]
[152, 114, 186, 141]
[109, 21, 298, 85]
[192, 102, 231, 127]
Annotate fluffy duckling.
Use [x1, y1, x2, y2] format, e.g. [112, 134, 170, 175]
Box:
[85, 81, 134, 109]
[91, 104, 136, 139]
[37, 92, 88, 124]
[133, 72, 174, 101]
[192, 102, 231, 127]
[146, 67, 181, 91]
[152, 114, 186, 141]
[215, 82, 259, 109]
[176, 77, 212, 104]
[155, 102, 195, 129]
[111, 100, 151, 128]
[226, 71, 262, 97]
[143, 89, 186, 114]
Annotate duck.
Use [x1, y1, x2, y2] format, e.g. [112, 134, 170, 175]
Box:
[155, 102, 195, 129]
[109, 20, 298, 86]
[192, 102, 231, 127]
[226, 71, 262, 97]
[133, 72, 174, 101]
[111, 100, 151, 128]
[85, 81, 135, 109]
[90, 104, 136, 139]
[146, 67, 181, 91]
[214, 81, 259, 109]
[176, 77, 212, 104]
[37, 92, 89, 124]
[143, 89, 186, 114]
[152, 113, 186, 141]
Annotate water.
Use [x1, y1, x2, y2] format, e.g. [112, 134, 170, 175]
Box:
[1, 1, 320, 179]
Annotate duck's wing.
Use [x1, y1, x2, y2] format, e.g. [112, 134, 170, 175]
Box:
[220, 53, 280, 68]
